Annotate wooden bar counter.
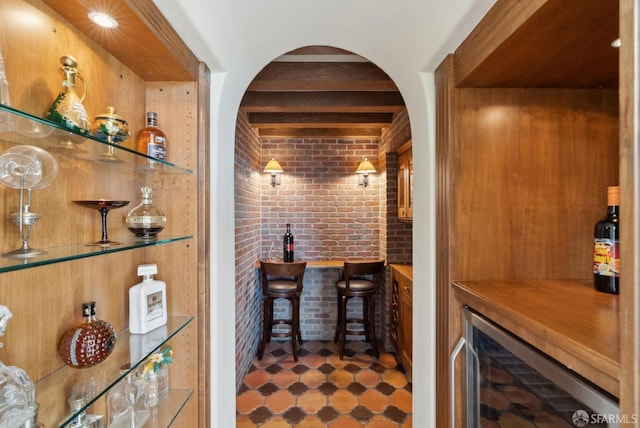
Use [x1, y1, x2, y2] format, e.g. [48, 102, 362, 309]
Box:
[452, 279, 619, 397]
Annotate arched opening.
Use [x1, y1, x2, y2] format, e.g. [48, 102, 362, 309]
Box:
[233, 46, 413, 424]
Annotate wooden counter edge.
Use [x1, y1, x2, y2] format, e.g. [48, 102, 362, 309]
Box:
[452, 280, 620, 398]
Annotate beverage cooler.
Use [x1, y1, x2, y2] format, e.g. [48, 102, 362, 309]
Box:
[451, 306, 619, 427]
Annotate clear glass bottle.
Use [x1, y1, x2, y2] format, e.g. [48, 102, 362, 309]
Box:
[136, 112, 167, 161]
[106, 365, 149, 428]
[0, 305, 37, 428]
[58, 302, 117, 368]
[126, 187, 167, 239]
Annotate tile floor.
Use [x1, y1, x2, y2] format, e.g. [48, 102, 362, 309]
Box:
[236, 340, 412, 427]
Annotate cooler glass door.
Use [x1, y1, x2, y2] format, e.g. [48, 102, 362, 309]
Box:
[463, 307, 619, 427]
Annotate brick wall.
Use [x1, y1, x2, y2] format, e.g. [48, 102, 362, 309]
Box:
[379, 108, 412, 350]
[234, 109, 412, 389]
[234, 112, 262, 387]
[381, 108, 413, 265]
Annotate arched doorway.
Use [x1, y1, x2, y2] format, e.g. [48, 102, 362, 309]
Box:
[233, 45, 413, 423]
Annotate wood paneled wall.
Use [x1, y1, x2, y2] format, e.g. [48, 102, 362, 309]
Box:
[453, 88, 619, 281]
[435, 62, 619, 426]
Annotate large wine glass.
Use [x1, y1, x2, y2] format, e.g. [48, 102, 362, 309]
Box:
[0, 145, 58, 258]
[73, 200, 130, 247]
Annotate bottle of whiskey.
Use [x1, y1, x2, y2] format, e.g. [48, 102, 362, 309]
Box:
[136, 112, 167, 161]
[594, 186, 620, 294]
[58, 302, 117, 368]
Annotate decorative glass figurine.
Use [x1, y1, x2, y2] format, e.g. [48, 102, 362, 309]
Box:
[106, 365, 149, 428]
[126, 187, 167, 239]
[58, 302, 117, 368]
[45, 55, 90, 134]
[92, 106, 130, 163]
[0, 305, 38, 428]
[0, 145, 58, 259]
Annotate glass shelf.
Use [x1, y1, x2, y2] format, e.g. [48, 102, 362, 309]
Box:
[0, 104, 193, 174]
[0, 235, 193, 273]
[146, 389, 193, 427]
[34, 316, 194, 427]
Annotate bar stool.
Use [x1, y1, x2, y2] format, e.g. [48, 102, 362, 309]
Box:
[334, 260, 386, 359]
[257, 261, 307, 361]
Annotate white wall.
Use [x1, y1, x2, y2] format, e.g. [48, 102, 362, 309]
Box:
[153, 0, 495, 426]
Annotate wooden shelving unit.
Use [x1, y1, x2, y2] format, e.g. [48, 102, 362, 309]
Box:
[0, 0, 209, 426]
[434, 0, 638, 425]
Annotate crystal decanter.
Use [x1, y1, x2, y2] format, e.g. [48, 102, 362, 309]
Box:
[126, 187, 167, 239]
[0, 305, 37, 428]
[58, 302, 117, 368]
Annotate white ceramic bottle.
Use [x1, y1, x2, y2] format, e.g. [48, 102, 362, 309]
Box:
[129, 264, 167, 334]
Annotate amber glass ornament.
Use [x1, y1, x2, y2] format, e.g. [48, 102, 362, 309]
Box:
[58, 302, 117, 368]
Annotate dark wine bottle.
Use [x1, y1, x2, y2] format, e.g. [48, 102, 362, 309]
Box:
[283, 223, 294, 262]
[594, 186, 620, 294]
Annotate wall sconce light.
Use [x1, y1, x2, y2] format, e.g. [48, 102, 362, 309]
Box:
[356, 158, 376, 187]
[264, 158, 283, 187]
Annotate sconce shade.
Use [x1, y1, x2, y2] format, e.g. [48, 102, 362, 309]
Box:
[264, 158, 284, 174]
[356, 159, 376, 174]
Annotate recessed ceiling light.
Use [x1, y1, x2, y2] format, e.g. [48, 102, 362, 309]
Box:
[611, 38, 621, 48]
[88, 11, 118, 29]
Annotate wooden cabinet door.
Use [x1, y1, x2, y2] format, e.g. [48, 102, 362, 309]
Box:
[399, 283, 413, 376]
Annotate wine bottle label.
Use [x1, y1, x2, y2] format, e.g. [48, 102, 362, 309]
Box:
[148, 143, 166, 160]
[593, 238, 620, 277]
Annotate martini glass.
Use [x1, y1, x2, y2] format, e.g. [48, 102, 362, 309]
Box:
[73, 200, 130, 246]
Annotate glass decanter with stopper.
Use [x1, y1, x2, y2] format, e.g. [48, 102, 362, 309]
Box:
[126, 187, 167, 239]
[0, 305, 39, 428]
[45, 55, 90, 134]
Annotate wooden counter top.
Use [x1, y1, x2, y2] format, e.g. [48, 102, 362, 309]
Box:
[452, 279, 619, 397]
[255, 259, 384, 269]
[390, 264, 412, 280]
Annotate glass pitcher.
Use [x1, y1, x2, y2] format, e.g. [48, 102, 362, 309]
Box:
[45, 55, 90, 134]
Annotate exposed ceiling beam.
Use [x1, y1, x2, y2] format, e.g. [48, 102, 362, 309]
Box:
[258, 127, 383, 138]
[240, 91, 405, 113]
[248, 62, 398, 91]
[247, 113, 393, 128]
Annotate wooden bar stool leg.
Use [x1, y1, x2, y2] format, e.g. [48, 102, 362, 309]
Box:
[369, 296, 379, 358]
[339, 295, 348, 360]
[257, 296, 271, 360]
[363, 296, 371, 343]
[291, 297, 299, 361]
[333, 293, 342, 343]
[295, 297, 303, 345]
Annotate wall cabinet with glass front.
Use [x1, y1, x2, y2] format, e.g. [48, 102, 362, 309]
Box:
[0, 0, 208, 426]
[434, 0, 631, 426]
[397, 140, 413, 220]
